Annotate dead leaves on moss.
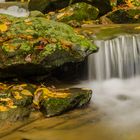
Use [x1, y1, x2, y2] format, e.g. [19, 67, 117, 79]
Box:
[33, 87, 69, 107]
[0, 97, 17, 112]
[0, 83, 70, 111]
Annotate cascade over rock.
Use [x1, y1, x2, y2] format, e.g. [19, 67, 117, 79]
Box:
[88, 34, 140, 80]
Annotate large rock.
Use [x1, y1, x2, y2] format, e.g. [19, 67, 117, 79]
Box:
[0, 83, 92, 121]
[39, 88, 92, 117]
[28, 0, 112, 16]
[100, 7, 140, 24]
[28, 0, 49, 12]
[46, 2, 99, 27]
[0, 14, 97, 79]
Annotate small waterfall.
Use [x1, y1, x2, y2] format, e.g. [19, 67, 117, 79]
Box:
[88, 34, 140, 80]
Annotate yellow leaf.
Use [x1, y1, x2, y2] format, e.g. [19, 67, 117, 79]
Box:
[0, 106, 8, 112]
[13, 91, 22, 100]
[0, 24, 8, 32]
[24, 19, 32, 25]
[9, 105, 17, 109]
[21, 90, 33, 96]
[135, 26, 140, 29]
[34, 87, 69, 99]
[3, 45, 17, 52]
[26, 22, 32, 25]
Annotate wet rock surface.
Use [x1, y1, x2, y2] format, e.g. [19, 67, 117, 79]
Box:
[100, 8, 140, 24]
[46, 2, 99, 27]
[0, 82, 92, 121]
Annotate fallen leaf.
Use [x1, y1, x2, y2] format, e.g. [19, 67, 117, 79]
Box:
[21, 90, 33, 96]
[25, 54, 32, 62]
[0, 106, 8, 111]
[0, 24, 8, 32]
[135, 26, 140, 29]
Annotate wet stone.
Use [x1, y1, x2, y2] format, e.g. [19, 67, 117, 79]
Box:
[0, 83, 92, 121]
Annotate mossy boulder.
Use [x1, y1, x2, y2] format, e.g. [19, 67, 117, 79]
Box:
[100, 8, 140, 24]
[28, 0, 49, 12]
[46, 2, 99, 27]
[0, 14, 97, 79]
[39, 88, 92, 117]
[0, 83, 92, 121]
[28, 0, 111, 16]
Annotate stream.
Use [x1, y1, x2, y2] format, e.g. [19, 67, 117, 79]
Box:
[1, 3, 140, 140]
[0, 26, 140, 140]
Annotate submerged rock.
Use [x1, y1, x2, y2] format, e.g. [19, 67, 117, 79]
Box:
[0, 14, 97, 79]
[46, 2, 99, 27]
[0, 83, 92, 121]
[100, 8, 140, 24]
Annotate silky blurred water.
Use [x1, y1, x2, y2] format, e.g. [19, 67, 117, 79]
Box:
[88, 34, 140, 80]
[0, 0, 5, 2]
[78, 76, 140, 128]
[83, 34, 140, 128]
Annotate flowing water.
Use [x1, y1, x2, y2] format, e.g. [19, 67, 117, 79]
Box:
[88, 34, 140, 80]
[75, 32, 140, 139]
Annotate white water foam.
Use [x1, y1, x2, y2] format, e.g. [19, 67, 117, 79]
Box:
[78, 77, 140, 127]
[0, 5, 29, 17]
[0, 0, 5, 2]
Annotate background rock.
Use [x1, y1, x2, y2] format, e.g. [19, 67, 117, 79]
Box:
[46, 2, 99, 27]
[100, 8, 140, 24]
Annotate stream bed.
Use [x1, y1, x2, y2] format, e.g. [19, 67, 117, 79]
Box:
[1, 77, 140, 140]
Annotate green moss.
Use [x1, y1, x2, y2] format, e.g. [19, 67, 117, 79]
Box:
[106, 8, 140, 24]
[41, 44, 57, 56]
[40, 88, 92, 117]
[20, 43, 31, 52]
[61, 2, 99, 22]
[46, 2, 99, 27]
[0, 14, 97, 78]
[131, 0, 140, 6]
[0, 83, 92, 120]
[41, 98, 70, 115]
